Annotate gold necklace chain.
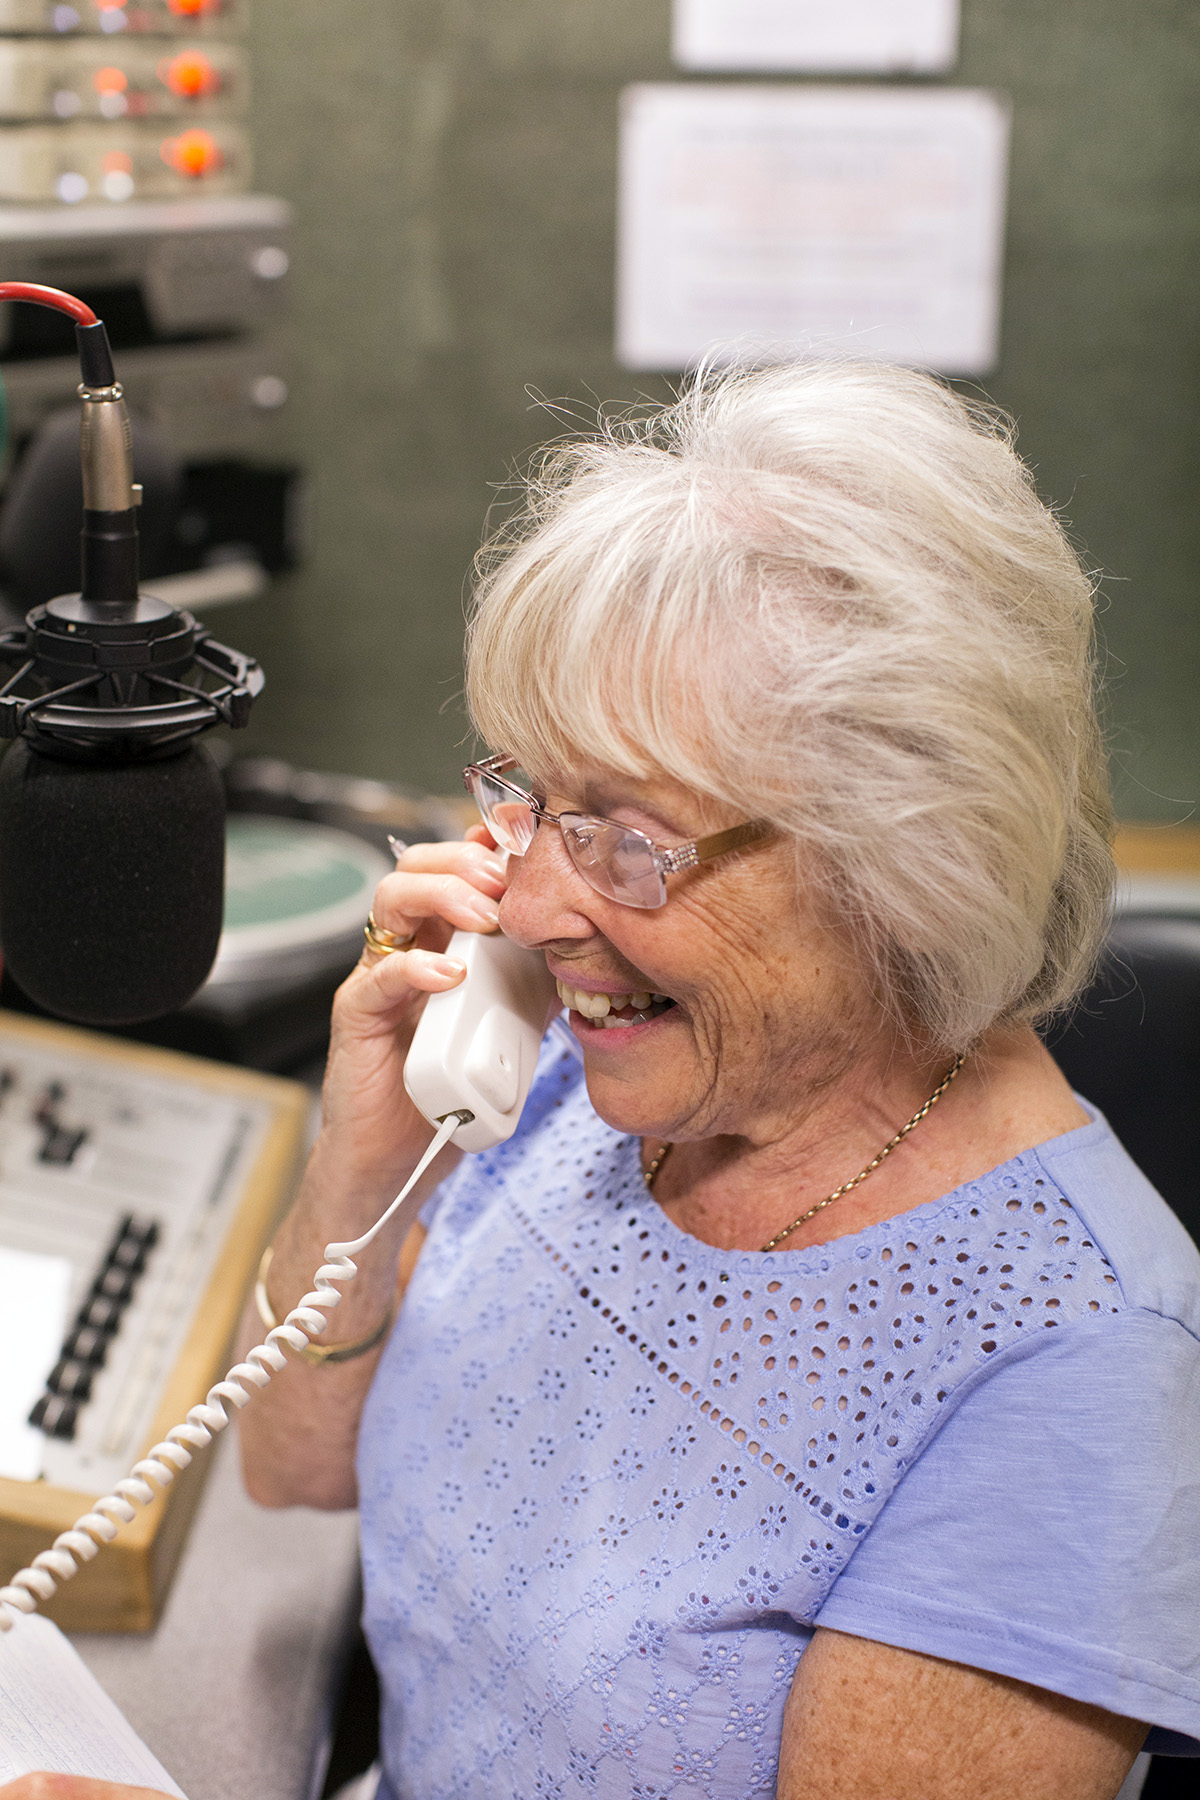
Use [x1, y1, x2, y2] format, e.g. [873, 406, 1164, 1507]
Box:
[643, 1053, 967, 1252]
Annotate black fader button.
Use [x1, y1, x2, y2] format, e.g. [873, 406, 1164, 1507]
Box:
[94, 1266, 136, 1304]
[77, 1294, 122, 1334]
[62, 1324, 110, 1367]
[48, 1358, 95, 1402]
[29, 1393, 78, 1440]
[109, 1236, 148, 1275]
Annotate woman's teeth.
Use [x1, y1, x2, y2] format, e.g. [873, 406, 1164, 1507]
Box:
[555, 978, 674, 1027]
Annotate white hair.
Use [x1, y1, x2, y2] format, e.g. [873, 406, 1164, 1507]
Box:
[465, 360, 1114, 1052]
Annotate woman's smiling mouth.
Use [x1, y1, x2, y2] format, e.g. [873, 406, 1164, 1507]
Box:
[555, 977, 677, 1028]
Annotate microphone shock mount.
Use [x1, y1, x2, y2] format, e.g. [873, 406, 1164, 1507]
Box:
[0, 282, 262, 760]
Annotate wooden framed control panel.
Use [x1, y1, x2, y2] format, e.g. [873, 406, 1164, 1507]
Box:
[0, 1010, 309, 1633]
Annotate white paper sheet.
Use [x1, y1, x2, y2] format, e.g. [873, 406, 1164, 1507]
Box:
[616, 84, 1009, 376]
[0, 1243, 71, 1481]
[0, 1613, 186, 1792]
[674, 0, 960, 72]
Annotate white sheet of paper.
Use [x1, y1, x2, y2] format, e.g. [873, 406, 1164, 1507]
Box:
[617, 84, 1009, 376]
[0, 1613, 186, 1792]
[0, 1243, 71, 1481]
[674, 0, 960, 71]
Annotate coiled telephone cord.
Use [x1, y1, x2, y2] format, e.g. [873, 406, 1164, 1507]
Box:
[0, 1112, 465, 1631]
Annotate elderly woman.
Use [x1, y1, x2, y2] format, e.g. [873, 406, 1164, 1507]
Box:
[237, 358, 1200, 1800]
[11, 361, 1197, 1800]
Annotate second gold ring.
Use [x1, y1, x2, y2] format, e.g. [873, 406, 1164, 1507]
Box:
[364, 911, 416, 956]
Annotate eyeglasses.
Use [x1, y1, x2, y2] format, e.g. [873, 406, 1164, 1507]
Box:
[463, 753, 771, 910]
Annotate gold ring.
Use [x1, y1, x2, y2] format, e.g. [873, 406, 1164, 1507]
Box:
[364, 911, 416, 956]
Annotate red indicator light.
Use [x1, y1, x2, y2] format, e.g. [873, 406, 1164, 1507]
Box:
[161, 128, 221, 177]
[169, 0, 217, 16]
[162, 52, 216, 98]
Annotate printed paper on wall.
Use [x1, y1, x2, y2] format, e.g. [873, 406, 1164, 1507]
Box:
[673, 0, 960, 73]
[616, 84, 1009, 376]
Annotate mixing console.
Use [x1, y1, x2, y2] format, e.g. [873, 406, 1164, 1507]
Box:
[0, 1011, 308, 1629]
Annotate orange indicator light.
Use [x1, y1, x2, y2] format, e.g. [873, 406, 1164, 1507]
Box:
[163, 52, 216, 99]
[169, 0, 216, 16]
[161, 128, 221, 177]
[102, 149, 133, 173]
[93, 66, 129, 94]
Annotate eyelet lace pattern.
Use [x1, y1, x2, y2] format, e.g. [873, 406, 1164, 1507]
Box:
[359, 1052, 1123, 1800]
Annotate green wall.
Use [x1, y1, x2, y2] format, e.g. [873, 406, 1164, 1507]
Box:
[236, 0, 1200, 818]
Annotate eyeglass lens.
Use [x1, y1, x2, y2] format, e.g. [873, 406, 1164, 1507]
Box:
[466, 767, 667, 908]
[467, 767, 537, 855]
[560, 817, 665, 908]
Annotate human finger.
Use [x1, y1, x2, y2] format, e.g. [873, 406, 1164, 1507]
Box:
[356, 941, 467, 997]
[368, 869, 502, 942]
[334, 935, 465, 1045]
[392, 837, 508, 898]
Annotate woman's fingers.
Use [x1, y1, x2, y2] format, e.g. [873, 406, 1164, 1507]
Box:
[371, 871, 500, 939]
[332, 942, 465, 1046]
[369, 868, 503, 943]
[363, 944, 466, 997]
[394, 838, 507, 894]
[316, 836, 505, 1165]
[363, 839, 509, 946]
[332, 833, 509, 1039]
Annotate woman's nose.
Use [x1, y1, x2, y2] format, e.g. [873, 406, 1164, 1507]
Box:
[499, 821, 596, 947]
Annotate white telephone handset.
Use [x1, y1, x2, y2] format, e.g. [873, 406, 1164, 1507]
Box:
[403, 929, 559, 1152]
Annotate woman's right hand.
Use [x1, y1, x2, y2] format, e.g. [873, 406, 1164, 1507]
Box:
[235, 824, 513, 1512]
[317, 825, 510, 1186]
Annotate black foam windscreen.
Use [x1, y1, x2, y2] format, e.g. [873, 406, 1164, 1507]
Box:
[0, 406, 181, 607]
[0, 740, 226, 1025]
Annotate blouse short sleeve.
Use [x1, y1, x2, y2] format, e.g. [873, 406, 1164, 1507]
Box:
[816, 1305, 1200, 1753]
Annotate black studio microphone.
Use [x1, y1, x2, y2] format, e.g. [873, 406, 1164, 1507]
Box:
[0, 284, 263, 1026]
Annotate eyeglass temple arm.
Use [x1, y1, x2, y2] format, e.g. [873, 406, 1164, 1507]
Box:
[696, 818, 772, 858]
[462, 753, 518, 791]
[662, 820, 771, 873]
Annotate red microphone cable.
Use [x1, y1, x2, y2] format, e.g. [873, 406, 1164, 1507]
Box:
[0, 282, 114, 387]
[0, 281, 97, 325]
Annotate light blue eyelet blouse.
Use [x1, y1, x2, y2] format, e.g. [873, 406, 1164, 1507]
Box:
[359, 1043, 1200, 1799]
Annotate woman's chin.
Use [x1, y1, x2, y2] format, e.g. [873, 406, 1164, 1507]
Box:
[572, 1005, 696, 1135]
